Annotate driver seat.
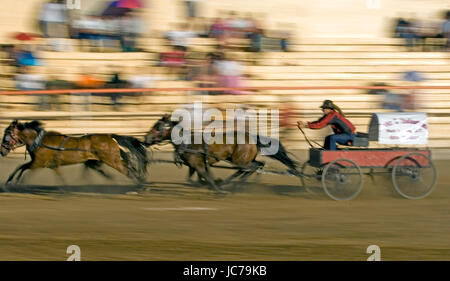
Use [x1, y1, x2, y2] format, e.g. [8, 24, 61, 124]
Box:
[346, 132, 369, 147]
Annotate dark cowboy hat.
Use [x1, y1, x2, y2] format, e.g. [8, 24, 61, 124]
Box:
[320, 100, 334, 109]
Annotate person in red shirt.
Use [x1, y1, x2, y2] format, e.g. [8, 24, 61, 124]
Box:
[297, 100, 356, 150]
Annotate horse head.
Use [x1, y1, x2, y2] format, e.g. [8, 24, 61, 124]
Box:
[1, 120, 24, 156]
[144, 114, 179, 146]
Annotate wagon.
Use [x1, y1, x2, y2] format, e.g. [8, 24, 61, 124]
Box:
[299, 112, 438, 200]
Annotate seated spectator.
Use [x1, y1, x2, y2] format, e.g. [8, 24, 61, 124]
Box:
[189, 52, 218, 94]
[213, 52, 244, 95]
[165, 23, 196, 51]
[2, 44, 20, 67]
[16, 45, 41, 68]
[195, 17, 212, 38]
[38, 0, 68, 38]
[160, 46, 187, 79]
[75, 73, 104, 89]
[74, 73, 105, 111]
[46, 76, 75, 110]
[394, 18, 416, 49]
[209, 18, 228, 45]
[276, 23, 291, 52]
[382, 92, 404, 112]
[128, 70, 158, 89]
[72, 15, 105, 51]
[248, 20, 263, 52]
[368, 83, 403, 112]
[104, 72, 129, 110]
[15, 66, 48, 110]
[119, 12, 145, 52]
[443, 11, 450, 50]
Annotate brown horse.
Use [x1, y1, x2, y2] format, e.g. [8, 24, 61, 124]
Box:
[144, 115, 298, 190]
[0, 120, 148, 186]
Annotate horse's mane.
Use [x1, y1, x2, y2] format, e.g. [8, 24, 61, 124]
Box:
[21, 120, 44, 131]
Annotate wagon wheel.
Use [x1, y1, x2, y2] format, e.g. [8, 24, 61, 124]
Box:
[300, 161, 323, 194]
[392, 152, 437, 199]
[322, 158, 363, 201]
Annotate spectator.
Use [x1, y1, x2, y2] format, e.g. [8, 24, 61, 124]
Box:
[195, 17, 211, 38]
[165, 23, 196, 51]
[74, 72, 104, 110]
[443, 11, 450, 50]
[190, 52, 219, 94]
[394, 18, 416, 49]
[183, 0, 202, 19]
[119, 12, 145, 52]
[368, 83, 403, 112]
[46, 76, 75, 111]
[16, 44, 41, 68]
[72, 15, 103, 51]
[15, 66, 48, 110]
[276, 23, 291, 52]
[402, 70, 425, 111]
[248, 20, 264, 52]
[38, 0, 69, 41]
[104, 72, 129, 110]
[128, 67, 159, 89]
[209, 18, 227, 45]
[213, 52, 244, 95]
[1, 45, 18, 67]
[160, 45, 187, 79]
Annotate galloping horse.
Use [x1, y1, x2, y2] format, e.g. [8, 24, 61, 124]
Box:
[0, 120, 148, 185]
[144, 115, 298, 190]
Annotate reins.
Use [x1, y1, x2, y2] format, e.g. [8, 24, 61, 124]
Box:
[298, 126, 323, 149]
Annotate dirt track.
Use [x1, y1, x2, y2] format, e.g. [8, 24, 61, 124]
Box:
[0, 151, 449, 261]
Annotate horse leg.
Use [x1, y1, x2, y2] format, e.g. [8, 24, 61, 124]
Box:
[101, 156, 142, 185]
[84, 160, 112, 180]
[52, 167, 68, 193]
[186, 167, 196, 184]
[6, 162, 32, 185]
[238, 161, 265, 182]
[194, 165, 221, 191]
[220, 169, 246, 186]
[186, 167, 209, 187]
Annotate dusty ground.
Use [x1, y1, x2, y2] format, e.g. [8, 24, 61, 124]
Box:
[0, 151, 449, 261]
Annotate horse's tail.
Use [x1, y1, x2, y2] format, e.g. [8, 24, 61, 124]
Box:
[257, 135, 298, 173]
[112, 134, 149, 181]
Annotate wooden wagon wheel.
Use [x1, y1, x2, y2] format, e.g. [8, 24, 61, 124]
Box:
[392, 152, 437, 199]
[321, 158, 363, 201]
[300, 161, 323, 194]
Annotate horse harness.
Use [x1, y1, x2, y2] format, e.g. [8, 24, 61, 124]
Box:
[27, 130, 92, 165]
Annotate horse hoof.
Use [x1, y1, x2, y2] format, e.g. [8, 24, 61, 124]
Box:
[214, 189, 229, 197]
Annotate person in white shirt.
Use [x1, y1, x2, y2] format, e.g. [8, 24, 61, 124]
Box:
[39, 0, 68, 38]
[15, 66, 49, 110]
[213, 53, 244, 95]
[165, 23, 196, 51]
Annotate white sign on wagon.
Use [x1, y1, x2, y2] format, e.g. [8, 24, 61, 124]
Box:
[368, 113, 428, 145]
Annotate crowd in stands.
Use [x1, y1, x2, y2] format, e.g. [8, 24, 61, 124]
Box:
[38, 0, 145, 52]
[393, 10, 450, 51]
[4, 1, 449, 113]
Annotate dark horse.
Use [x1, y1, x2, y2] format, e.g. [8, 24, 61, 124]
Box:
[0, 120, 148, 186]
[144, 115, 298, 190]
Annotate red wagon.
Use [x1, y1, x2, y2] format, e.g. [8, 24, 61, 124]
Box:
[299, 113, 438, 200]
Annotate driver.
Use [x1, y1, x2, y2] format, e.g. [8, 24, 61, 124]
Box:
[297, 100, 356, 150]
